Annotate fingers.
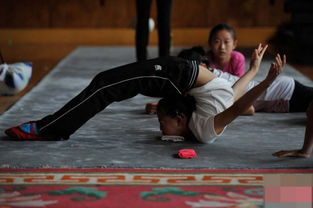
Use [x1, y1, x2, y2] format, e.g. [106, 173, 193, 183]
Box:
[256, 43, 263, 53]
[276, 54, 282, 66]
[272, 150, 310, 158]
[272, 150, 299, 157]
[254, 45, 286, 68]
[272, 150, 291, 157]
[255, 43, 268, 56]
[273, 53, 285, 74]
[274, 53, 286, 66]
[270, 62, 279, 75]
[269, 62, 275, 71]
[259, 44, 268, 56]
[283, 54, 287, 66]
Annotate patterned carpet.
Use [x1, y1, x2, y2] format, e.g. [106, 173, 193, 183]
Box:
[1, 168, 312, 208]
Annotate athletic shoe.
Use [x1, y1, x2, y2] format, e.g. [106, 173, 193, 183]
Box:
[5, 121, 59, 141]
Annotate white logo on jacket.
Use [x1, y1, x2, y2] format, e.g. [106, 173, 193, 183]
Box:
[154, 65, 162, 71]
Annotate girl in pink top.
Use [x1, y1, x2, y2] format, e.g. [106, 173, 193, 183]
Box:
[207, 24, 246, 77]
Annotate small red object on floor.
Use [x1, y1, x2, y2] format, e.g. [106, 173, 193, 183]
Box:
[178, 149, 197, 159]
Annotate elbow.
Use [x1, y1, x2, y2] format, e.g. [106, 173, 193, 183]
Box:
[243, 106, 255, 115]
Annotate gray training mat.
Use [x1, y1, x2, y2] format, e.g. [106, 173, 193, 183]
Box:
[0, 46, 312, 169]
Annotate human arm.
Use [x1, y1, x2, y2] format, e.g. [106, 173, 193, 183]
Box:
[272, 101, 313, 158]
[242, 106, 255, 115]
[231, 44, 268, 101]
[214, 54, 284, 134]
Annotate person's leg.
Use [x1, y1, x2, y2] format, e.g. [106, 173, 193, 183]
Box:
[135, 0, 152, 61]
[6, 57, 199, 140]
[156, 0, 172, 57]
[289, 80, 313, 112]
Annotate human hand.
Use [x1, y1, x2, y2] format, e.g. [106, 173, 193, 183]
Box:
[249, 43, 268, 72]
[272, 149, 310, 158]
[145, 102, 158, 114]
[264, 54, 286, 84]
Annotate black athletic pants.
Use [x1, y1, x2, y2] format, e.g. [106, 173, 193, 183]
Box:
[289, 80, 313, 112]
[36, 56, 199, 139]
[135, 0, 172, 61]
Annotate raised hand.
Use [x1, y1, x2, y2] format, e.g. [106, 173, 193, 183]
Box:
[273, 149, 310, 158]
[264, 54, 286, 83]
[231, 44, 269, 101]
[249, 43, 268, 72]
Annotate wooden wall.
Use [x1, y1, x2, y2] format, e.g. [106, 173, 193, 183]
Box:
[0, 0, 291, 62]
[0, 0, 290, 28]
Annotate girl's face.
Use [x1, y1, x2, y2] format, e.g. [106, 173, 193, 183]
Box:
[157, 113, 187, 136]
[210, 29, 237, 59]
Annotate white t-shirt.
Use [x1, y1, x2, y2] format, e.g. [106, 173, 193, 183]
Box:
[188, 77, 234, 143]
[211, 68, 295, 112]
[211, 68, 257, 91]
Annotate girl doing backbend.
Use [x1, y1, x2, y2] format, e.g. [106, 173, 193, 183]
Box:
[5, 44, 283, 145]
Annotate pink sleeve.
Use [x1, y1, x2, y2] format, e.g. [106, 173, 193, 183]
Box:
[231, 51, 246, 77]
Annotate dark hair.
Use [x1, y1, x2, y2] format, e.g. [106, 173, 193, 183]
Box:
[157, 94, 196, 119]
[177, 46, 210, 66]
[208, 24, 237, 45]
